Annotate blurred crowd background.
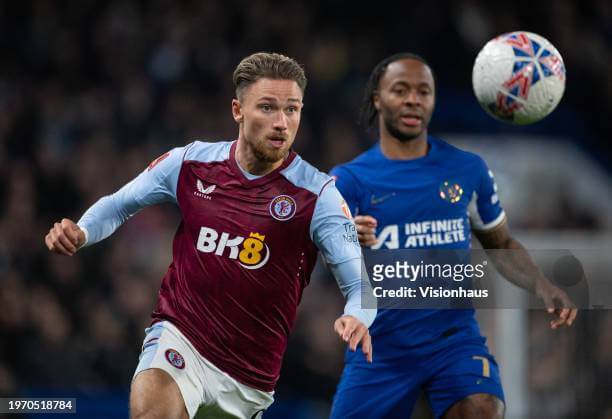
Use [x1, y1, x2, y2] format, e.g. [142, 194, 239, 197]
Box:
[0, 0, 611, 418]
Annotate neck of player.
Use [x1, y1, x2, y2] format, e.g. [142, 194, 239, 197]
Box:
[236, 138, 286, 176]
[379, 127, 428, 160]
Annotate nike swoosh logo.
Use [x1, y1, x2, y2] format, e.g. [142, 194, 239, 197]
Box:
[370, 192, 396, 205]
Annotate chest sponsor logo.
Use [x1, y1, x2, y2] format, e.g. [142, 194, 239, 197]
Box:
[269, 195, 297, 221]
[196, 227, 270, 269]
[195, 179, 216, 200]
[372, 218, 467, 249]
[439, 181, 463, 204]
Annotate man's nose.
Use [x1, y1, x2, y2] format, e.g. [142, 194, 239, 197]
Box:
[273, 112, 288, 131]
[403, 90, 421, 106]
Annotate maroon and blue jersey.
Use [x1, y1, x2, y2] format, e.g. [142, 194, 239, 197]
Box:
[78, 140, 374, 392]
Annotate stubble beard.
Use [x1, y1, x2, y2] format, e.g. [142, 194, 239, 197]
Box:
[251, 137, 288, 163]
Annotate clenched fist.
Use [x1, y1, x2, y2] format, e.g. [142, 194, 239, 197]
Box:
[44, 218, 86, 256]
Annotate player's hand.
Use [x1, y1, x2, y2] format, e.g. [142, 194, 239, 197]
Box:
[535, 278, 578, 329]
[334, 315, 373, 363]
[354, 215, 378, 247]
[44, 218, 86, 256]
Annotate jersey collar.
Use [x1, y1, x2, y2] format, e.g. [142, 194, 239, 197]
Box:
[229, 140, 297, 186]
[375, 136, 439, 164]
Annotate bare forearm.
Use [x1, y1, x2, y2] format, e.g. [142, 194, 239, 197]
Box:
[484, 238, 546, 292]
[475, 220, 577, 327]
[475, 222, 546, 292]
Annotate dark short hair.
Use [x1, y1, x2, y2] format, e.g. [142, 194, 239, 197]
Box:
[360, 53, 435, 127]
[233, 52, 307, 99]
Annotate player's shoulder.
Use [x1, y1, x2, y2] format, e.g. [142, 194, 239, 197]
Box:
[430, 136, 487, 167]
[334, 144, 380, 172]
[281, 154, 333, 196]
[330, 144, 380, 186]
[182, 140, 233, 163]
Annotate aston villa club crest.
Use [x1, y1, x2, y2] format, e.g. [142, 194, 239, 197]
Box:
[269, 195, 297, 221]
[165, 349, 185, 369]
[439, 181, 463, 204]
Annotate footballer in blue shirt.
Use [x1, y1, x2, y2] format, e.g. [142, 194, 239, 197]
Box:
[330, 53, 577, 419]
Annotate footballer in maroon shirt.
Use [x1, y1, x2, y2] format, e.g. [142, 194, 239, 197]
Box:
[45, 53, 376, 419]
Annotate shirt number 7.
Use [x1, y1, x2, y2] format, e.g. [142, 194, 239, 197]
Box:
[472, 355, 491, 378]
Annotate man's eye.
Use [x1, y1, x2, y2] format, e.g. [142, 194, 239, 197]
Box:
[261, 104, 272, 112]
[287, 106, 297, 113]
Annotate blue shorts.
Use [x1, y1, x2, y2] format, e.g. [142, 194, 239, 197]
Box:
[330, 330, 504, 419]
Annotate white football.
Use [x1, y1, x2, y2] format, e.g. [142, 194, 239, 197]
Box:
[472, 31, 566, 125]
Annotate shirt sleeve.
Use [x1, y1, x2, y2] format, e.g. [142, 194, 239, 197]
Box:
[469, 157, 506, 231]
[77, 146, 186, 246]
[328, 259, 377, 328]
[329, 165, 361, 217]
[310, 181, 377, 328]
[310, 181, 361, 264]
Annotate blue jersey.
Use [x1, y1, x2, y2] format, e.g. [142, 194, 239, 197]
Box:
[331, 136, 505, 362]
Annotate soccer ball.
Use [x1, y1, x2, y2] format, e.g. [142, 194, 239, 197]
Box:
[472, 31, 566, 125]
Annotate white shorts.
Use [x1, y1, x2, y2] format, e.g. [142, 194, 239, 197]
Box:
[134, 321, 274, 419]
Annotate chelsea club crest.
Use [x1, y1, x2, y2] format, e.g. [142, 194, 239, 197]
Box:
[439, 181, 463, 204]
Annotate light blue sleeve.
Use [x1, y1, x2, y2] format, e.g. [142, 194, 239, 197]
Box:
[329, 260, 377, 328]
[77, 146, 186, 246]
[329, 165, 361, 217]
[310, 181, 361, 264]
[311, 182, 377, 327]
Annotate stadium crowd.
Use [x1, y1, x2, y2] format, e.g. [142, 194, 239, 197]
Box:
[0, 0, 611, 417]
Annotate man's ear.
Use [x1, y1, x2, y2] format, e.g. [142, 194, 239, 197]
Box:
[232, 99, 243, 123]
[373, 92, 381, 111]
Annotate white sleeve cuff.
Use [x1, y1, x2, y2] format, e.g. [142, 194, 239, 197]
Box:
[78, 224, 89, 247]
[344, 306, 377, 329]
[472, 210, 507, 231]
